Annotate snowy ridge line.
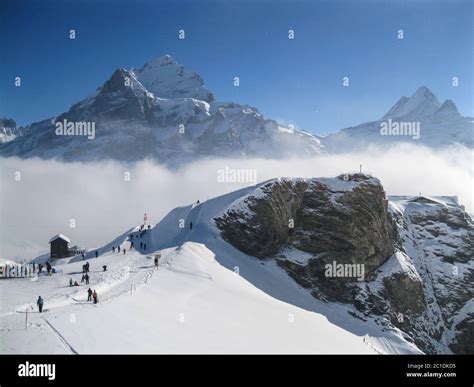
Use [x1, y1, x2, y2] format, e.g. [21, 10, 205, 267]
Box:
[362, 335, 385, 355]
[166, 244, 213, 280]
[43, 318, 78, 354]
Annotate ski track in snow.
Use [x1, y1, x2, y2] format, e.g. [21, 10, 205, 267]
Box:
[43, 318, 78, 354]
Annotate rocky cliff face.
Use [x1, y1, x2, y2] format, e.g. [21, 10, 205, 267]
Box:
[387, 197, 474, 354]
[214, 175, 473, 354]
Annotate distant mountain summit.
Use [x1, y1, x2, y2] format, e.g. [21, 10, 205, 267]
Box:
[133, 54, 214, 102]
[0, 55, 322, 164]
[323, 86, 473, 150]
[0, 118, 21, 143]
[2, 69, 471, 162]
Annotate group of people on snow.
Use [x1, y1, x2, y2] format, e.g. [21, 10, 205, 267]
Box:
[36, 261, 54, 275]
[33, 221, 163, 314]
[36, 288, 98, 313]
[87, 288, 98, 304]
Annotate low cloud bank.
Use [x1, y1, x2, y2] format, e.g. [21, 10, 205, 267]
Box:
[1, 143, 472, 260]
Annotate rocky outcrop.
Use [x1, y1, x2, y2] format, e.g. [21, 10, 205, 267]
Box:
[215, 174, 396, 303]
[391, 200, 474, 354]
[449, 312, 474, 354]
[215, 174, 395, 270]
[215, 175, 474, 354]
[215, 178, 307, 257]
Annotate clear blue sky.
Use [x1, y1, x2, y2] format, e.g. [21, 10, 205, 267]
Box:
[1, 0, 472, 135]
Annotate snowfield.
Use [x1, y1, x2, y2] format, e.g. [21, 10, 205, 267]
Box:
[1, 183, 423, 354]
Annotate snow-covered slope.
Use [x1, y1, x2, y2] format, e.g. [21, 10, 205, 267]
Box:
[323, 86, 474, 150]
[132, 55, 214, 102]
[1, 176, 427, 354]
[0, 55, 322, 164]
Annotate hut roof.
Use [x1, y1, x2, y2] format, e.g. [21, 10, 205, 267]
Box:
[49, 233, 71, 244]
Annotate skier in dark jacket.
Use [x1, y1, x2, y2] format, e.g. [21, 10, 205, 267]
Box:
[118, 246, 121, 253]
[112, 246, 115, 253]
[69, 278, 73, 287]
[95, 251, 99, 258]
[102, 265, 107, 272]
[37, 296, 44, 313]
[85, 273, 89, 285]
[87, 288, 93, 301]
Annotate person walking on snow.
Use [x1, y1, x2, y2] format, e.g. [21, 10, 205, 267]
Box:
[95, 251, 99, 258]
[102, 265, 107, 272]
[118, 246, 121, 253]
[112, 246, 115, 253]
[37, 296, 44, 313]
[69, 278, 73, 287]
[85, 273, 90, 285]
[123, 248, 126, 254]
[87, 288, 93, 302]
[92, 290, 98, 304]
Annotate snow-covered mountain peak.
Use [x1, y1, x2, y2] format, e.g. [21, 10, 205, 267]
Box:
[434, 99, 460, 118]
[412, 85, 437, 100]
[383, 86, 441, 120]
[133, 54, 214, 102]
[0, 118, 21, 143]
[101, 67, 147, 95]
[143, 54, 176, 67]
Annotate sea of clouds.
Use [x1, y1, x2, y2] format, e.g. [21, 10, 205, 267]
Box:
[1, 143, 472, 261]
